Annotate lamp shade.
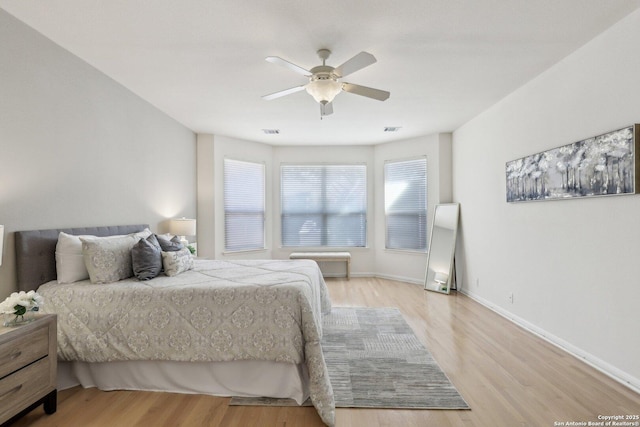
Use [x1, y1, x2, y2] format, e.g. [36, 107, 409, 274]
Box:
[0, 225, 4, 266]
[433, 272, 449, 284]
[169, 218, 196, 237]
[305, 78, 342, 104]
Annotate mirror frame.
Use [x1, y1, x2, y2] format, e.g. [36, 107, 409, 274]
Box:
[424, 203, 460, 294]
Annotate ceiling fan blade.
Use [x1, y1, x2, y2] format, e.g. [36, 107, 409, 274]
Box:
[342, 82, 390, 101]
[265, 56, 311, 76]
[320, 102, 334, 117]
[262, 85, 306, 101]
[334, 52, 377, 77]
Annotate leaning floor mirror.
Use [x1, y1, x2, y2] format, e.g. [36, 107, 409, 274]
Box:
[424, 203, 460, 294]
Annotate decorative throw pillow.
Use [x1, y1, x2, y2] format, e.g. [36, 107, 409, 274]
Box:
[161, 248, 194, 277]
[81, 235, 138, 284]
[131, 234, 162, 280]
[156, 234, 184, 252]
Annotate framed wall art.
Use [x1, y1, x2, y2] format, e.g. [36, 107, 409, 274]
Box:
[506, 124, 639, 202]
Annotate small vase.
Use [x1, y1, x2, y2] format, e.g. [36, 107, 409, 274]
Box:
[3, 311, 36, 327]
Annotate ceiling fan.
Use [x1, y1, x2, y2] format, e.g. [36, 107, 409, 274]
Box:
[262, 49, 390, 117]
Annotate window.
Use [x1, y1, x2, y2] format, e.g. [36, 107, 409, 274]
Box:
[384, 157, 428, 251]
[281, 164, 367, 247]
[224, 158, 265, 251]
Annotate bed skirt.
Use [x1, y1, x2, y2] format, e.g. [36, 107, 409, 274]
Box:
[58, 360, 310, 404]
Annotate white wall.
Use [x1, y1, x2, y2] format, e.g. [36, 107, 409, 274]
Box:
[196, 134, 215, 257]
[0, 10, 196, 297]
[453, 9, 640, 389]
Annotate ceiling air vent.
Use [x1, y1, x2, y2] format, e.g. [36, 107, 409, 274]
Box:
[262, 129, 280, 135]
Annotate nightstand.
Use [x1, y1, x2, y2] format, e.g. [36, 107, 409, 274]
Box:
[0, 314, 57, 424]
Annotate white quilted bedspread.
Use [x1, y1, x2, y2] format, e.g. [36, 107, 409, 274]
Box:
[37, 259, 335, 426]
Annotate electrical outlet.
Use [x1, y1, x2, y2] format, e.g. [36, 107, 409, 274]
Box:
[508, 292, 514, 304]
[476, 278, 480, 287]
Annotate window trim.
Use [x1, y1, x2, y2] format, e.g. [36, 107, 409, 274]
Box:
[223, 157, 266, 253]
[383, 155, 428, 253]
[280, 162, 368, 248]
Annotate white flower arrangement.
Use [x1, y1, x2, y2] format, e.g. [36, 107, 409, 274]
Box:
[0, 290, 44, 323]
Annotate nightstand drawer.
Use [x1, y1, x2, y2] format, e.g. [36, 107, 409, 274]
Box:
[0, 357, 50, 422]
[0, 326, 49, 379]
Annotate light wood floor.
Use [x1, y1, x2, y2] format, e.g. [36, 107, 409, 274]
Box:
[12, 277, 640, 427]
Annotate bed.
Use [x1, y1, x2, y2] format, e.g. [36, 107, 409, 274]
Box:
[15, 225, 335, 426]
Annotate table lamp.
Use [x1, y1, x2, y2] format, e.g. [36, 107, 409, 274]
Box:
[169, 218, 196, 246]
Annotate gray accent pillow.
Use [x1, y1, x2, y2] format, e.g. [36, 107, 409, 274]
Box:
[131, 234, 162, 280]
[161, 248, 194, 276]
[80, 235, 138, 284]
[156, 234, 184, 252]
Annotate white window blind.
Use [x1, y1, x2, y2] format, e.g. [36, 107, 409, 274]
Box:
[384, 157, 428, 251]
[224, 158, 265, 251]
[281, 164, 367, 247]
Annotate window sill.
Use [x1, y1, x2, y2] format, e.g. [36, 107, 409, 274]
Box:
[279, 246, 370, 251]
[383, 248, 428, 256]
[222, 248, 269, 256]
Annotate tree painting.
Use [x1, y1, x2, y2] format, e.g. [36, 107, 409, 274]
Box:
[506, 125, 638, 202]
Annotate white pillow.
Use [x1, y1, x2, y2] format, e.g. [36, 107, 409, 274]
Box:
[56, 232, 92, 283]
[55, 229, 151, 284]
[134, 229, 153, 240]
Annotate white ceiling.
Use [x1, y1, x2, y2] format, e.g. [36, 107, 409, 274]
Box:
[2, 1, 639, 145]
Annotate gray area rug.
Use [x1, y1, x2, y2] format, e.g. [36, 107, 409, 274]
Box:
[230, 307, 469, 410]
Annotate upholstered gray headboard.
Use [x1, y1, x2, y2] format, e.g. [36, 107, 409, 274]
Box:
[15, 224, 149, 292]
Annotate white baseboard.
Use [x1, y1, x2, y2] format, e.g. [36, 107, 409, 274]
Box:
[373, 272, 424, 285]
[322, 272, 423, 285]
[460, 289, 640, 395]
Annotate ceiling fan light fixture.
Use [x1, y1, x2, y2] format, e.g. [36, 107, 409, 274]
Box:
[263, 49, 389, 115]
[305, 77, 342, 104]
